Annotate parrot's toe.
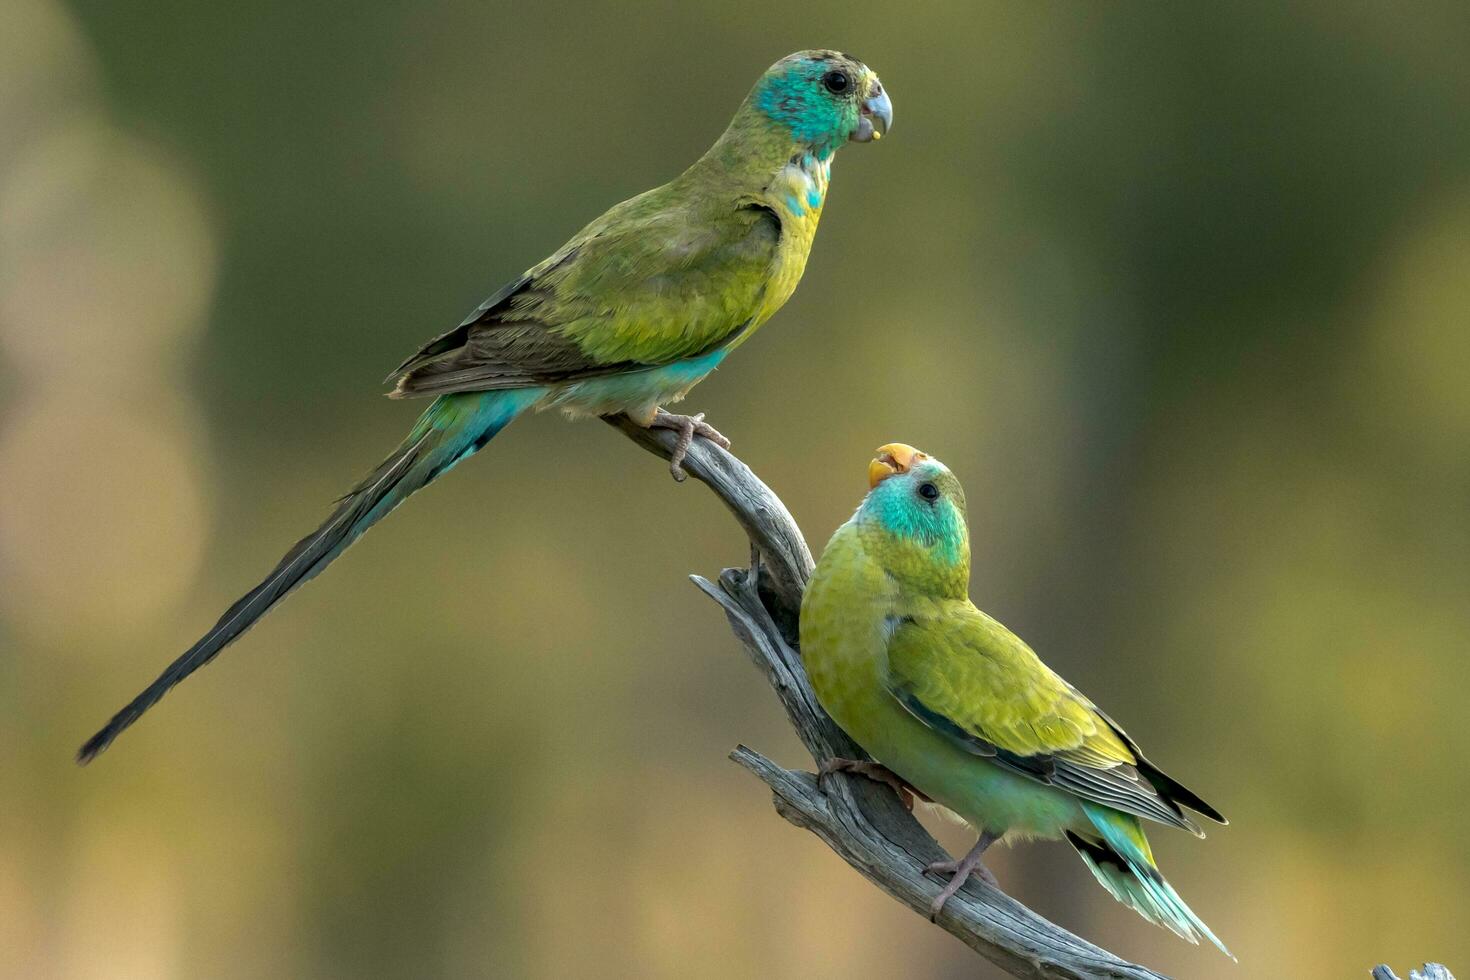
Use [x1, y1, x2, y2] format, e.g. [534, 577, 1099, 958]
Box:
[925, 831, 1000, 920]
[817, 757, 927, 812]
[925, 856, 998, 888]
[648, 409, 732, 481]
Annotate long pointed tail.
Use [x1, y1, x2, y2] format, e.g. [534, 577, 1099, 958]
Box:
[1068, 803, 1232, 958]
[77, 389, 538, 764]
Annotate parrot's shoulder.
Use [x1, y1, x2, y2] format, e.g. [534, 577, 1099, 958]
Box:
[805, 522, 893, 605]
[803, 524, 905, 626]
[556, 171, 781, 253]
[890, 601, 1067, 682]
[569, 190, 780, 274]
[887, 604, 1127, 756]
[883, 604, 1220, 832]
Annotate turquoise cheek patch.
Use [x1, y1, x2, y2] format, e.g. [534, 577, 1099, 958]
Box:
[754, 60, 851, 151]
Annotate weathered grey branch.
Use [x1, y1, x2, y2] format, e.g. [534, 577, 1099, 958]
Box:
[607, 415, 1169, 979]
[1373, 965, 1456, 980]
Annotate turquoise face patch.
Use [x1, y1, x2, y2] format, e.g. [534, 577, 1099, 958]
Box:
[755, 59, 857, 153]
[861, 466, 967, 568]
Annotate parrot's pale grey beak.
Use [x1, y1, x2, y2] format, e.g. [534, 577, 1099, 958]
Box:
[852, 80, 893, 143]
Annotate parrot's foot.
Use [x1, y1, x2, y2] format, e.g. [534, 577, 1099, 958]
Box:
[926, 831, 999, 920]
[817, 757, 929, 812]
[647, 409, 730, 482]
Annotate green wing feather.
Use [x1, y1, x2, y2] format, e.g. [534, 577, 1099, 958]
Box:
[390, 187, 781, 397]
[884, 604, 1223, 833]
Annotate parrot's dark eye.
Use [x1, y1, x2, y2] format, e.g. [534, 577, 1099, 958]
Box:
[918, 482, 940, 502]
[822, 70, 850, 94]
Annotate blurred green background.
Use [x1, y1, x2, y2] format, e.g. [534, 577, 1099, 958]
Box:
[3, 1, 1468, 977]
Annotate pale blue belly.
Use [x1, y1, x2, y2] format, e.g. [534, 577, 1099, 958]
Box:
[539, 348, 728, 419]
[834, 688, 1086, 842]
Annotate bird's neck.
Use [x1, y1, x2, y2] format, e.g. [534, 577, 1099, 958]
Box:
[689, 103, 838, 200]
[855, 520, 971, 601]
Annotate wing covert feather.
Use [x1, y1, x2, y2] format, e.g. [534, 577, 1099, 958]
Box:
[390, 197, 781, 397]
[884, 607, 1211, 832]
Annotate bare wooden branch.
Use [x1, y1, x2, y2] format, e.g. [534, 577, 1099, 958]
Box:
[1373, 965, 1457, 980]
[607, 415, 1169, 980]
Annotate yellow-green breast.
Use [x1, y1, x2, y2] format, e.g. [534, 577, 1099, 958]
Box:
[801, 522, 1087, 839]
[731, 152, 832, 349]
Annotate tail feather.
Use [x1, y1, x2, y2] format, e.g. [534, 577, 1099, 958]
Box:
[77, 390, 537, 764]
[1069, 804, 1232, 958]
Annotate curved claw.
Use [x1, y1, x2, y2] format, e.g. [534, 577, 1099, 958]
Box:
[925, 831, 999, 921]
[647, 410, 731, 481]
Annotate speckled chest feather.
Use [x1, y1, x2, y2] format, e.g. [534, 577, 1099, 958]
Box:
[750, 150, 832, 334]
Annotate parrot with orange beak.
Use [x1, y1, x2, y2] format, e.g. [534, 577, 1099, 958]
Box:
[800, 444, 1230, 954]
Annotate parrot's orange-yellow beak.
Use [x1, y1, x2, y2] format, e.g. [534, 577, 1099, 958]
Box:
[868, 443, 928, 489]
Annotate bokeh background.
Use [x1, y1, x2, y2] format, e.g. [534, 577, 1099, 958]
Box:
[3, 1, 1468, 977]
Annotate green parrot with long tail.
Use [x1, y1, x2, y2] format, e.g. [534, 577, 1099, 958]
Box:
[78, 50, 893, 763]
[800, 444, 1230, 954]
